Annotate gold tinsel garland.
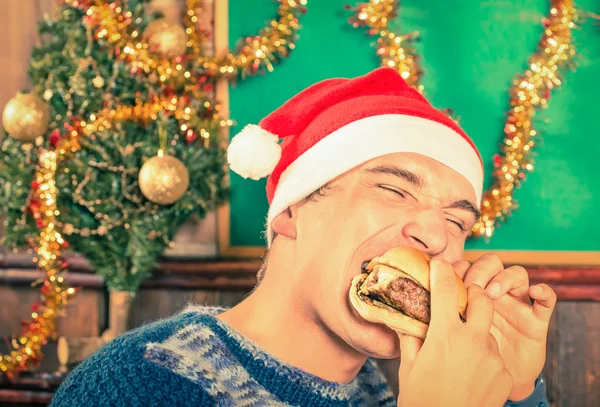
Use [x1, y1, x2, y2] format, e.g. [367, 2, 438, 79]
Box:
[0, 136, 79, 378]
[472, 0, 577, 238]
[2, 0, 304, 377]
[65, 0, 307, 83]
[82, 94, 232, 145]
[347, 0, 423, 91]
[349, 0, 578, 238]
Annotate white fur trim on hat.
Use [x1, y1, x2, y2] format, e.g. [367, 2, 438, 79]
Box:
[227, 124, 282, 180]
[266, 114, 483, 246]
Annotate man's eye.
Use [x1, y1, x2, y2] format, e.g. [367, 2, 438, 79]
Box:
[447, 218, 466, 232]
[379, 185, 406, 198]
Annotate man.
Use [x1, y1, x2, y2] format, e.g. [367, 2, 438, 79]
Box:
[50, 67, 556, 406]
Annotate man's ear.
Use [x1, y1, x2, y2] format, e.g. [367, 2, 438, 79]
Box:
[271, 205, 298, 240]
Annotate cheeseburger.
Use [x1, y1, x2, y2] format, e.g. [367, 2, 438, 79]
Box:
[349, 247, 467, 339]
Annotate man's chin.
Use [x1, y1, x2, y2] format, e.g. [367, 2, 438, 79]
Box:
[355, 335, 401, 360]
[347, 304, 400, 359]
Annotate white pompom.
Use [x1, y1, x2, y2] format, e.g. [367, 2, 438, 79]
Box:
[227, 124, 282, 180]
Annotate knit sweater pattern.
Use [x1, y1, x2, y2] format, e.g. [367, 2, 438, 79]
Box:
[49, 305, 549, 406]
[50, 305, 396, 406]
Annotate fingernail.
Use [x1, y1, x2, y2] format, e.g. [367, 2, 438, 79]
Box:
[531, 285, 541, 294]
[486, 282, 502, 297]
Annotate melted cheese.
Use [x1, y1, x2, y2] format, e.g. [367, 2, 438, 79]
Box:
[360, 264, 420, 296]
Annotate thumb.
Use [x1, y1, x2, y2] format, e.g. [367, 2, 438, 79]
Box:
[428, 258, 460, 334]
[398, 333, 423, 377]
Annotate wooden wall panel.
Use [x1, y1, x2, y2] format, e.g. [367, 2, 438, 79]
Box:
[0, 1, 34, 104]
[544, 308, 560, 406]
[554, 302, 600, 407]
[0, 0, 55, 129]
[1, 278, 600, 406]
[129, 289, 247, 327]
[0, 285, 104, 339]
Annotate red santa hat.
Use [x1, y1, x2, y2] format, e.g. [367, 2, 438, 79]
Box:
[226, 67, 484, 246]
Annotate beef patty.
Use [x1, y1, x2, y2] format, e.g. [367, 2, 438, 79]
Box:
[364, 276, 431, 324]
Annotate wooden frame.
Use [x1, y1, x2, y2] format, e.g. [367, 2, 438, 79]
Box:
[214, 1, 600, 266]
[0, 249, 599, 300]
[463, 250, 600, 266]
[1, 253, 600, 300]
[214, 0, 267, 259]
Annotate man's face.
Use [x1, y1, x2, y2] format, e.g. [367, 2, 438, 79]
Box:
[291, 152, 480, 359]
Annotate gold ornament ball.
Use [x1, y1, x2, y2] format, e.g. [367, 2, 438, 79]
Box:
[92, 76, 105, 88]
[143, 18, 188, 59]
[139, 154, 189, 205]
[2, 93, 50, 142]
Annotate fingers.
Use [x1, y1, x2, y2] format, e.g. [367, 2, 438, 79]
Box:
[492, 300, 546, 339]
[463, 253, 504, 288]
[490, 365, 514, 404]
[484, 265, 530, 302]
[452, 260, 471, 280]
[463, 254, 531, 302]
[529, 283, 557, 321]
[429, 258, 461, 332]
[465, 283, 495, 334]
[491, 292, 552, 341]
[398, 333, 423, 377]
[487, 328, 502, 355]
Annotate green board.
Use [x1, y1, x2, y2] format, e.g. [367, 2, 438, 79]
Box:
[227, 0, 600, 252]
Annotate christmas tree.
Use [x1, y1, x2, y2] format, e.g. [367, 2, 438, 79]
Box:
[0, 0, 304, 293]
[0, 0, 305, 376]
[1, 1, 226, 294]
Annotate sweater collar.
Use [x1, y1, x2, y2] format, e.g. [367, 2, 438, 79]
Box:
[184, 306, 380, 405]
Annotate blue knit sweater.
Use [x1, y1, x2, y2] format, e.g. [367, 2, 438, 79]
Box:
[49, 305, 549, 406]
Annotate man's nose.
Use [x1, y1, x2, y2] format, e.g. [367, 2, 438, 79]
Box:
[401, 209, 448, 257]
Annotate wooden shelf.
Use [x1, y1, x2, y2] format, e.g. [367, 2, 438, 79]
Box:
[0, 372, 64, 406]
[1, 252, 599, 300]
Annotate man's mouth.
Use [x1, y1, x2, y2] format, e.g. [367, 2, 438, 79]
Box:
[355, 261, 433, 325]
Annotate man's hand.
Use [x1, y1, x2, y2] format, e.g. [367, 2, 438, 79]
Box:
[397, 259, 513, 407]
[455, 254, 557, 401]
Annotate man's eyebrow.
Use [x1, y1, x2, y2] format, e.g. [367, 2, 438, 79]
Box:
[363, 165, 423, 189]
[363, 165, 481, 222]
[447, 199, 482, 223]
